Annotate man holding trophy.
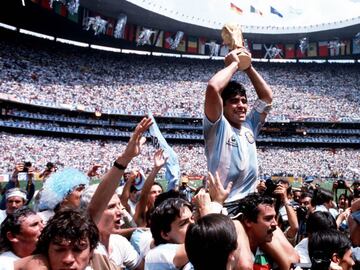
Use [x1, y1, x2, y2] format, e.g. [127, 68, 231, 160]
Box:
[204, 23, 273, 205]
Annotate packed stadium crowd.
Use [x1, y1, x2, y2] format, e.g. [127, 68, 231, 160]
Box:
[1, 37, 359, 120]
[1, 133, 359, 180]
[0, 32, 360, 270]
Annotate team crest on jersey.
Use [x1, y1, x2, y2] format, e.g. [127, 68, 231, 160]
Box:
[245, 131, 255, 144]
[226, 135, 238, 147]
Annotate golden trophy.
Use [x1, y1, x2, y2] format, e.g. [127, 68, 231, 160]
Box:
[221, 23, 251, 71]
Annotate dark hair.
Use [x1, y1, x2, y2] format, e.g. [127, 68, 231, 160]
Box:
[152, 181, 163, 192]
[34, 208, 99, 255]
[130, 185, 138, 193]
[150, 198, 192, 246]
[312, 188, 334, 206]
[154, 190, 181, 208]
[236, 193, 274, 223]
[0, 207, 36, 253]
[221, 81, 247, 104]
[185, 214, 237, 270]
[306, 211, 337, 235]
[308, 229, 351, 270]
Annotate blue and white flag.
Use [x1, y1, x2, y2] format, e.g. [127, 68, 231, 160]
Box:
[270, 6, 283, 18]
[148, 112, 180, 190]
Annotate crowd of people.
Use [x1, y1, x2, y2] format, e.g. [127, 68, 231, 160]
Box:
[0, 31, 360, 270]
[0, 36, 360, 121]
[0, 133, 359, 179]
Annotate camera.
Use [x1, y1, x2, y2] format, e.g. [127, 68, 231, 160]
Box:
[264, 179, 278, 197]
[296, 205, 308, 221]
[336, 179, 346, 189]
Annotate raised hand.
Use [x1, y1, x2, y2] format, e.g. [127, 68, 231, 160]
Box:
[121, 117, 153, 163]
[207, 171, 232, 204]
[154, 149, 167, 169]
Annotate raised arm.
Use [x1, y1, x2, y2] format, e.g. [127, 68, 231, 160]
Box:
[205, 50, 240, 122]
[244, 64, 273, 123]
[88, 117, 153, 225]
[133, 149, 167, 227]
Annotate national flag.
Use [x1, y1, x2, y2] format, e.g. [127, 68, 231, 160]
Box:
[296, 47, 305, 58]
[340, 40, 351, 55]
[67, 8, 79, 23]
[176, 35, 186, 52]
[198, 37, 206, 54]
[230, 3, 243, 15]
[40, 0, 51, 10]
[250, 5, 263, 16]
[352, 38, 360, 54]
[148, 112, 180, 191]
[285, 44, 295, 58]
[154, 30, 164, 47]
[187, 36, 198, 53]
[53, 2, 67, 17]
[252, 43, 263, 58]
[164, 32, 173, 49]
[307, 42, 317, 57]
[106, 19, 115, 36]
[124, 24, 135, 42]
[270, 6, 283, 18]
[318, 41, 328, 57]
[275, 44, 284, 59]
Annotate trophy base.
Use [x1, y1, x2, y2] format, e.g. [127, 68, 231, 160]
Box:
[237, 53, 251, 71]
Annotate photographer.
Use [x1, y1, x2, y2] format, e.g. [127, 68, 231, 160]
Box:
[0, 162, 34, 210]
[259, 178, 299, 245]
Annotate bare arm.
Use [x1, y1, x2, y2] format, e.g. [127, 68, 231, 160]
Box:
[120, 172, 136, 214]
[133, 149, 166, 227]
[88, 117, 153, 225]
[205, 52, 239, 123]
[233, 220, 253, 270]
[261, 227, 300, 270]
[244, 65, 273, 123]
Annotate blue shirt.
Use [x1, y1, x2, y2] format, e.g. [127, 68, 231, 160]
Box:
[204, 109, 263, 202]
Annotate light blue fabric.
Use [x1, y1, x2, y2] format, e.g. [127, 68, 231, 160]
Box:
[203, 109, 262, 202]
[148, 112, 180, 191]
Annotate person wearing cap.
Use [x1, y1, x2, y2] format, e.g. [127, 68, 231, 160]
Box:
[37, 167, 88, 224]
[0, 188, 27, 224]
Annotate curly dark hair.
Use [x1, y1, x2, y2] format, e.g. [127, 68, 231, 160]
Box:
[150, 198, 192, 246]
[34, 208, 99, 255]
[221, 80, 247, 104]
[0, 206, 36, 253]
[236, 193, 274, 223]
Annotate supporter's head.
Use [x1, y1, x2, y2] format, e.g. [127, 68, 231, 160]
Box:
[148, 182, 163, 206]
[40, 168, 88, 211]
[306, 211, 337, 235]
[292, 189, 302, 204]
[308, 229, 354, 270]
[185, 213, 238, 270]
[97, 194, 126, 235]
[5, 188, 27, 214]
[300, 192, 314, 213]
[338, 193, 349, 210]
[150, 198, 193, 246]
[0, 207, 44, 257]
[235, 193, 277, 247]
[129, 185, 139, 203]
[35, 208, 99, 270]
[221, 81, 248, 127]
[312, 188, 334, 209]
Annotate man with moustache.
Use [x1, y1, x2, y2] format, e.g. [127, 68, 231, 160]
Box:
[235, 193, 279, 269]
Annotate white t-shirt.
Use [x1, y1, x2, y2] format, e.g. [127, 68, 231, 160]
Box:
[145, 243, 179, 270]
[96, 234, 141, 270]
[0, 251, 19, 270]
[295, 238, 310, 263]
[0, 210, 7, 224]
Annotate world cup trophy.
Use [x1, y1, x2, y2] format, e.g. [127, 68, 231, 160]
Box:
[221, 23, 251, 71]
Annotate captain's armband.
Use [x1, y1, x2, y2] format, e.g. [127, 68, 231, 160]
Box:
[254, 99, 272, 114]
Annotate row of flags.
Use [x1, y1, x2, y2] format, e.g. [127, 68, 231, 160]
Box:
[230, 2, 283, 18]
[33, 0, 360, 58]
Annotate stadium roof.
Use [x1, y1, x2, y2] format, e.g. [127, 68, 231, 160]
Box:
[80, 0, 360, 43]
